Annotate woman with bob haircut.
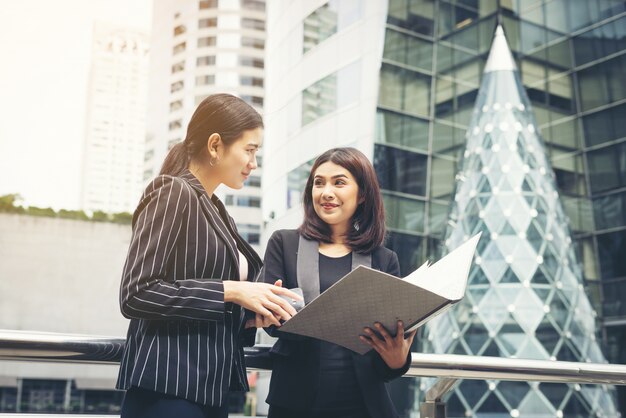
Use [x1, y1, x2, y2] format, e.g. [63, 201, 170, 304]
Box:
[261, 147, 416, 418]
[116, 93, 301, 418]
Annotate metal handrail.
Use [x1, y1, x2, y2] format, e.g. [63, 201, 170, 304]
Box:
[1, 329, 626, 385]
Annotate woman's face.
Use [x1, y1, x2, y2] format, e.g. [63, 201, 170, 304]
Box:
[218, 127, 262, 189]
[311, 161, 360, 231]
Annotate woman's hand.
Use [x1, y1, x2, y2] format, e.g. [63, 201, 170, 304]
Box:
[360, 321, 416, 369]
[226, 279, 301, 327]
[244, 281, 285, 328]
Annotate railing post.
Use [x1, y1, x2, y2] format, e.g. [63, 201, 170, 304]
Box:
[420, 377, 458, 418]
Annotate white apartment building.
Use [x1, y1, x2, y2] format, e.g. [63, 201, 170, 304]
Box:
[144, 0, 266, 252]
[262, 1, 388, 236]
[81, 22, 149, 214]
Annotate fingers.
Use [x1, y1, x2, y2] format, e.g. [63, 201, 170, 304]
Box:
[274, 279, 283, 287]
[271, 286, 303, 301]
[263, 298, 293, 321]
[395, 321, 405, 342]
[255, 306, 281, 327]
[406, 329, 417, 345]
[375, 322, 392, 343]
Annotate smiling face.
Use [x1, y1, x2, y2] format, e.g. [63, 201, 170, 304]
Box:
[311, 161, 361, 235]
[217, 127, 263, 189]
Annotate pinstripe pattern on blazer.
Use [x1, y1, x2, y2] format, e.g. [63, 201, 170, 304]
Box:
[116, 169, 262, 406]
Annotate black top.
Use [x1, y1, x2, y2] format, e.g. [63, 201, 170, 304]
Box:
[262, 229, 411, 418]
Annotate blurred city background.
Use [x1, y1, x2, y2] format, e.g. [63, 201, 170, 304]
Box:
[0, 0, 625, 416]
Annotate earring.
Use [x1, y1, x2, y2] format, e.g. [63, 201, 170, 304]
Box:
[353, 221, 360, 232]
[209, 156, 220, 167]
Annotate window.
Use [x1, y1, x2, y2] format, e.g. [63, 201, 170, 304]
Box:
[385, 231, 423, 276]
[239, 56, 263, 68]
[169, 100, 183, 112]
[173, 25, 186, 36]
[287, 159, 314, 209]
[242, 37, 264, 49]
[374, 144, 428, 196]
[171, 61, 185, 73]
[197, 56, 216, 66]
[245, 175, 261, 187]
[225, 195, 261, 207]
[173, 42, 186, 55]
[303, 0, 362, 53]
[240, 76, 263, 87]
[387, 0, 435, 36]
[241, 0, 264, 12]
[199, 0, 218, 9]
[199, 18, 218, 28]
[587, 142, 626, 193]
[379, 64, 431, 117]
[594, 191, 626, 231]
[376, 110, 429, 153]
[597, 230, 626, 280]
[241, 18, 265, 31]
[241, 95, 263, 106]
[583, 103, 626, 147]
[196, 75, 215, 86]
[169, 120, 182, 131]
[383, 193, 425, 233]
[170, 80, 184, 93]
[301, 61, 360, 126]
[198, 36, 216, 47]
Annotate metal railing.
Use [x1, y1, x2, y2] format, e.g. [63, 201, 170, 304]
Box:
[1, 329, 626, 417]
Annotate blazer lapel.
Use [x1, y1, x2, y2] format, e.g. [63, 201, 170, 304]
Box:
[179, 170, 239, 277]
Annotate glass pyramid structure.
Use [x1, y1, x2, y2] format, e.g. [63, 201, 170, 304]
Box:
[421, 26, 619, 418]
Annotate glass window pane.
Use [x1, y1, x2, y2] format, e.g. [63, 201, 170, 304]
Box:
[375, 110, 429, 152]
[583, 103, 626, 147]
[388, 0, 434, 36]
[383, 193, 425, 233]
[430, 155, 456, 199]
[432, 121, 466, 155]
[386, 231, 423, 276]
[593, 191, 626, 230]
[597, 230, 626, 280]
[374, 144, 428, 196]
[587, 146, 621, 193]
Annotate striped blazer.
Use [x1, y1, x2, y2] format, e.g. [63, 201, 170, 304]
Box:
[116, 169, 263, 407]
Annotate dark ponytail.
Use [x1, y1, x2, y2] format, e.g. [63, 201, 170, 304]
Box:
[160, 142, 189, 177]
[159, 94, 263, 176]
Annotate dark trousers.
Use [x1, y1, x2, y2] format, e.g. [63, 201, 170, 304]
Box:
[121, 387, 229, 418]
[268, 404, 371, 418]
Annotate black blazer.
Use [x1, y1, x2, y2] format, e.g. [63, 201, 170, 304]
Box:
[116, 170, 262, 407]
[262, 229, 410, 418]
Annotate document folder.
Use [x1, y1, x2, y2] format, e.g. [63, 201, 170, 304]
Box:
[278, 233, 481, 354]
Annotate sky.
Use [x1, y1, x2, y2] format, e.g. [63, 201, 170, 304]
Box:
[0, 0, 152, 209]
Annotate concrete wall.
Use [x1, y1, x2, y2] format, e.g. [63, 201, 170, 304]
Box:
[0, 213, 131, 385]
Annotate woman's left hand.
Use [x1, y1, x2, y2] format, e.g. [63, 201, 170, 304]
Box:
[360, 321, 416, 369]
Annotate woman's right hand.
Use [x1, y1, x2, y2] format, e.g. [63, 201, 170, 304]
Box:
[223, 281, 303, 327]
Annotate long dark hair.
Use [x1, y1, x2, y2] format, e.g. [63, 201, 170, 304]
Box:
[160, 94, 263, 176]
[298, 147, 386, 254]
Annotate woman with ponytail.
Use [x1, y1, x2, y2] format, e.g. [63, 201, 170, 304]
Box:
[116, 94, 301, 418]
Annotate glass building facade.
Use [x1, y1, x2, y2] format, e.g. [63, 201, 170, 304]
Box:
[373, 0, 626, 413]
[422, 24, 617, 416]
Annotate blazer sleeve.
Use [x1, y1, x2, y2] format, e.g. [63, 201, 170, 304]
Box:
[119, 176, 227, 322]
[261, 230, 305, 341]
[371, 250, 412, 381]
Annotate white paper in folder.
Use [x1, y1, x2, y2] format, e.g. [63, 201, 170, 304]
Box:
[277, 233, 482, 355]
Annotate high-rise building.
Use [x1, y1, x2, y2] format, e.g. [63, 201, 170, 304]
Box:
[422, 25, 617, 417]
[145, 0, 266, 251]
[81, 22, 149, 214]
[263, 0, 626, 415]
